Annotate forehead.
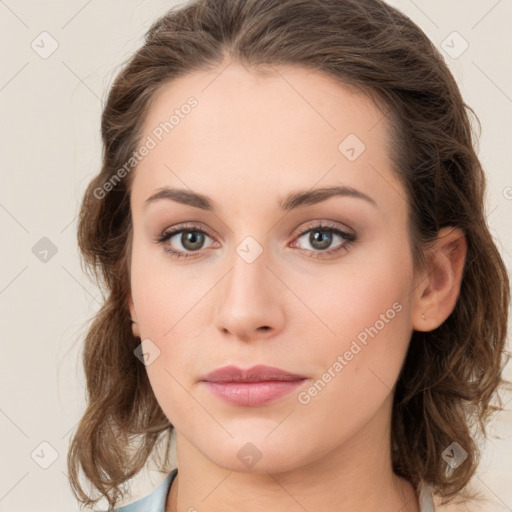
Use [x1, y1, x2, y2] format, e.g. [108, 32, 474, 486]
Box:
[140, 63, 388, 149]
[131, 63, 404, 218]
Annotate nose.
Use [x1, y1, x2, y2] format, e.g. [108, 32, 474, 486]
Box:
[214, 245, 285, 343]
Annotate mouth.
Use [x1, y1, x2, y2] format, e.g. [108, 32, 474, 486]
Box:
[200, 365, 307, 406]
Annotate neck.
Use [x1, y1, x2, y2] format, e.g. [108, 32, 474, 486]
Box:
[166, 395, 419, 512]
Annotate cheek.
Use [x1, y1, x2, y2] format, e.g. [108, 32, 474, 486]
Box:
[291, 280, 412, 445]
[298, 249, 411, 346]
[129, 238, 202, 338]
[296, 246, 414, 395]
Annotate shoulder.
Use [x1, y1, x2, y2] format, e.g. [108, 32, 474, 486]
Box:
[431, 493, 480, 512]
[430, 485, 508, 512]
[419, 480, 497, 512]
[109, 468, 178, 512]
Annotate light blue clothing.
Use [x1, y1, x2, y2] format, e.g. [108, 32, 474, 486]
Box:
[419, 481, 436, 512]
[110, 468, 177, 512]
[110, 467, 435, 511]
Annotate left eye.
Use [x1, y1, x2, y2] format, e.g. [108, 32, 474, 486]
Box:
[292, 224, 356, 257]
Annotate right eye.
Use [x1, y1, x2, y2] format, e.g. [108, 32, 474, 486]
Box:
[156, 224, 217, 259]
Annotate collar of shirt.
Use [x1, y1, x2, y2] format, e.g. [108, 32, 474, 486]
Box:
[111, 468, 177, 512]
[110, 469, 436, 512]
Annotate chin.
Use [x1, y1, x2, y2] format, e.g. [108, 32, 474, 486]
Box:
[196, 431, 320, 475]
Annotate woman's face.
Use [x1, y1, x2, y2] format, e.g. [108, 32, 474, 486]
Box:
[128, 64, 421, 473]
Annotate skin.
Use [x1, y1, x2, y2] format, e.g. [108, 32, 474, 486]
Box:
[127, 62, 467, 512]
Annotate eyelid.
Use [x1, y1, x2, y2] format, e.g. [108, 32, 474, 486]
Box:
[293, 219, 355, 237]
[155, 221, 212, 240]
[156, 219, 353, 242]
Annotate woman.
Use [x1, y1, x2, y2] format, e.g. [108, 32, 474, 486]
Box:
[67, 0, 510, 511]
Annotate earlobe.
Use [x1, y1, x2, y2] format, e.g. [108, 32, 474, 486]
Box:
[412, 227, 467, 332]
[127, 294, 140, 338]
[131, 321, 140, 338]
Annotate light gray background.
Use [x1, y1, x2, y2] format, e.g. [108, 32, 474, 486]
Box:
[0, 1, 511, 511]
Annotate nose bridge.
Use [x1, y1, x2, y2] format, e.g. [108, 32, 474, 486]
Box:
[224, 239, 272, 313]
[214, 235, 285, 340]
[223, 218, 273, 297]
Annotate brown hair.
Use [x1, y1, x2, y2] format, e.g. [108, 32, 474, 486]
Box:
[67, 0, 510, 508]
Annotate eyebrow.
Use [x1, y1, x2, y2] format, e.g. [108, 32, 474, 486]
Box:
[144, 185, 377, 211]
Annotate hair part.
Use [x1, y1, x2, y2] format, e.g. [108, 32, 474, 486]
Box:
[68, 0, 510, 508]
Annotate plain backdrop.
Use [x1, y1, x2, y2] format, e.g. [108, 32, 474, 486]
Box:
[0, 0, 511, 511]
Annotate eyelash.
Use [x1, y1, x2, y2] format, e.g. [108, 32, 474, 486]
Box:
[155, 221, 356, 260]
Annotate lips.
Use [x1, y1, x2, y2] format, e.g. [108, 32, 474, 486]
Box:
[200, 364, 306, 383]
[200, 365, 307, 407]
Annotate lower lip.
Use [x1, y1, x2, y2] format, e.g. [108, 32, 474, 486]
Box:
[202, 379, 306, 407]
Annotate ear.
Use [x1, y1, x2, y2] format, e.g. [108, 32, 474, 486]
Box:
[128, 293, 140, 338]
[411, 226, 467, 332]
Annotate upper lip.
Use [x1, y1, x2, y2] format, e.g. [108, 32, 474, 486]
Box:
[200, 365, 306, 383]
